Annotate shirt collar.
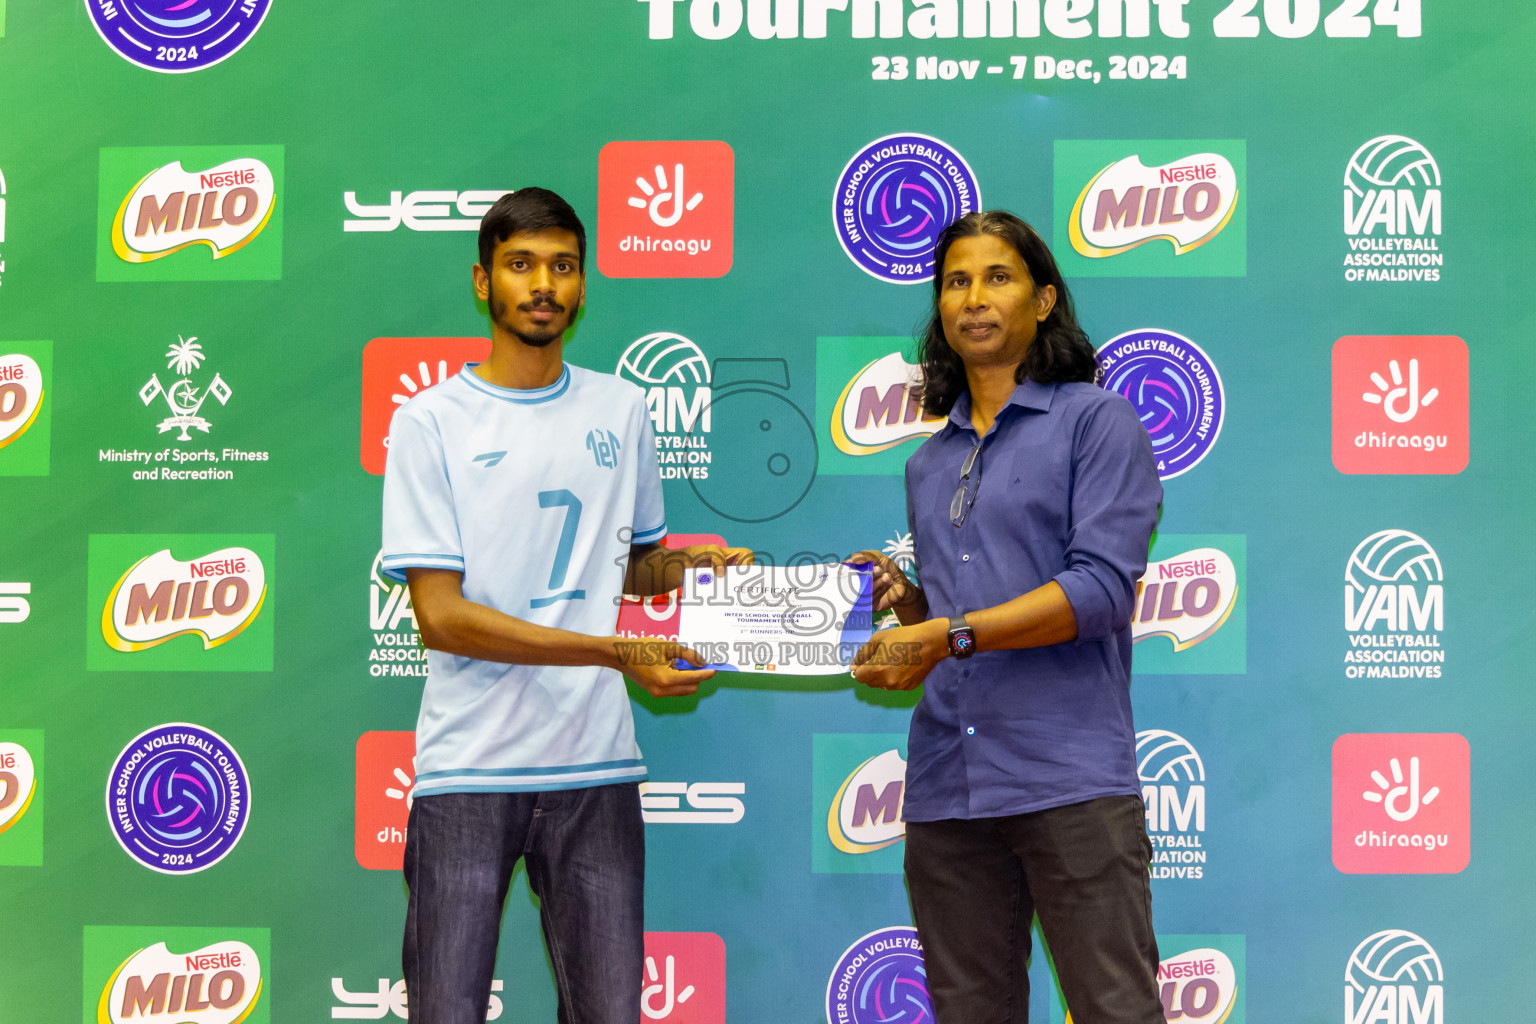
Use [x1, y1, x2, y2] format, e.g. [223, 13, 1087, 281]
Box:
[945, 377, 1057, 433]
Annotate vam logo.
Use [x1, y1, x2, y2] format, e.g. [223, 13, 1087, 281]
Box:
[616, 332, 713, 480]
[1344, 929, 1443, 1024]
[1343, 136, 1443, 283]
[1332, 733, 1469, 875]
[89, 535, 274, 672]
[368, 549, 424, 679]
[0, 342, 54, 476]
[598, 141, 734, 278]
[1131, 535, 1246, 675]
[97, 146, 284, 282]
[1055, 141, 1246, 278]
[360, 336, 491, 475]
[84, 927, 270, 1024]
[1331, 336, 1468, 476]
[1343, 529, 1444, 680]
[355, 730, 416, 871]
[0, 731, 43, 866]
[640, 782, 745, 823]
[812, 734, 907, 873]
[1137, 730, 1207, 881]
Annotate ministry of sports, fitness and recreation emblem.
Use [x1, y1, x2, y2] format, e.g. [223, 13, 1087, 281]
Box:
[139, 336, 232, 441]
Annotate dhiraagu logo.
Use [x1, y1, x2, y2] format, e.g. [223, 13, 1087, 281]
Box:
[82, 926, 269, 1024]
[1054, 141, 1246, 277]
[812, 734, 907, 874]
[88, 535, 274, 672]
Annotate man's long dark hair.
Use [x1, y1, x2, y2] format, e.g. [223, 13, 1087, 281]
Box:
[916, 210, 1096, 417]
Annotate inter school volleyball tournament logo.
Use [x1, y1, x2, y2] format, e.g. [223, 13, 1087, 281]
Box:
[597, 140, 735, 278]
[1343, 530, 1444, 680]
[834, 133, 980, 284]
[1344, 930, 1444, 1024]
[1331, 336, 1468, 476]
[106, 723, 250, 874]
[85, 926, 269, 1024]
[826, 927, 932, 1024]
[86, 0, 272, 74]
[98, 146, 284, 281]
[1137, 730, 1208, 881]
[1332, 733, 1470, 875]
[1096, 329, 1224, 479]
[1343, 135, 1443, 284]
[1055, 141, 1246, 277]
[0, 341, 53, 476]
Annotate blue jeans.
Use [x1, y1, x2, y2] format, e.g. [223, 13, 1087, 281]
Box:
[402, 784, 645, 1024]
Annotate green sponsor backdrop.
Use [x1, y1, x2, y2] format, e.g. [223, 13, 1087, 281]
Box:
[2, 2, 1534, 1022]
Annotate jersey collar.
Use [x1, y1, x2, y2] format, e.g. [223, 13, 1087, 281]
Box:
[459, 363, 571, 405]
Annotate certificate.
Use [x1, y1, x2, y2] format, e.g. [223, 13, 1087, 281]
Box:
[673, 562, 875, 675]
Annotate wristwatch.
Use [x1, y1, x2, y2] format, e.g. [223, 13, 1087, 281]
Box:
[946, 614, 976, 659]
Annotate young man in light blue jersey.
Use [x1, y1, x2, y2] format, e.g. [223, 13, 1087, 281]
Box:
[381, 187, 748, 1024]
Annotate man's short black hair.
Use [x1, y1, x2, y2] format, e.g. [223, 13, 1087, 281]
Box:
[477, 187, 587, 272]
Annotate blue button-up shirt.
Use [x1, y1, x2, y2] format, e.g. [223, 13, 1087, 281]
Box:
[902, 378, 1163, 821]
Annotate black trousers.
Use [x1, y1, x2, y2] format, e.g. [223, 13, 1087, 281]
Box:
[905, 794, 1164, 1024]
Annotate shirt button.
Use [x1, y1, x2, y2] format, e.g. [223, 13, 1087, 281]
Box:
[966, 726, 975, 736]
[962, 554, 970, 562]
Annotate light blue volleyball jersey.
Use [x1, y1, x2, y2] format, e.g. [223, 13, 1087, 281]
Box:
[381, 363, 666, 796]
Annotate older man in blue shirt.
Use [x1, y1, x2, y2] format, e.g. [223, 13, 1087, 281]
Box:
[851, 211, 1165, 1024]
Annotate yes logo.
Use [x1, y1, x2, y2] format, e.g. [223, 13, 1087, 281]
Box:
[0, 731, 43, 865]
[1332, 336, 1468, 475]
[343, 188, 512, 232]
[1332, 733, 1470, 874]
[84, 927, 269, 1024]
[598, 141, 734, 278]
[89, 535, 274, 672]
[355, 731, 416, 870]
[643, 932, 725, 1023]
[1055, 141, 1246, 277]
[360, 337, 491, 475]
[0, 342, 54, 476]
[813, 734, 907, 874]
[1132, 535, 1247, 675]
[97, 146, 284, 282]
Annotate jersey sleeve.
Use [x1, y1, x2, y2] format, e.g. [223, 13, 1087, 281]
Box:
[380, 407, 465, 583]
[631, 399, 667, 545]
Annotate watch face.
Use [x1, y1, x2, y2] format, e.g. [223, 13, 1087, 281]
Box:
[950, 630, 975, 656]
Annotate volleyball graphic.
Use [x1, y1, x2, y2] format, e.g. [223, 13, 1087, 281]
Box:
[1345, 136, 1441, 196]
[1135, 730, 1205, 784]
[1345, 530, 1443, 593]
[617, 332, 713, 386]
[1345, 929, 1443, 991]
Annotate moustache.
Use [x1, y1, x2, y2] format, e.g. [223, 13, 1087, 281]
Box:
[520, 298, 566, 314]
